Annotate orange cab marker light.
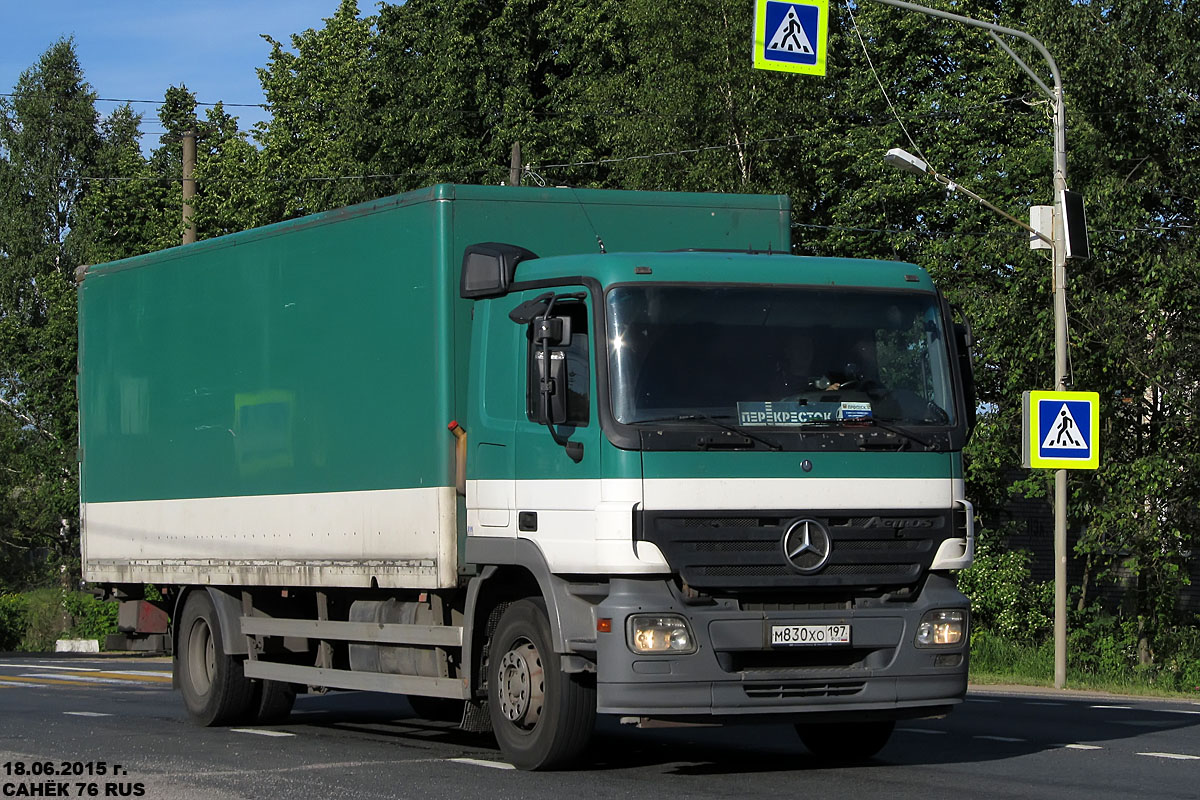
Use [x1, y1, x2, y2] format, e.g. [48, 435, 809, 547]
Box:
[597, 618, 613, 634]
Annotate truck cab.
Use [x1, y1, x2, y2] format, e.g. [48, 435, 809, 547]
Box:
[462, 248, 974, 762]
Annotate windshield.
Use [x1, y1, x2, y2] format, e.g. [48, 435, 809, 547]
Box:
[606, 284, 957, 428]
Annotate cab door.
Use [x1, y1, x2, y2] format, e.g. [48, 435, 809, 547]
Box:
[511, 285, 605, 571]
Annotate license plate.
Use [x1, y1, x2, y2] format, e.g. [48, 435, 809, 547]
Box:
[770, 624, 851, 646]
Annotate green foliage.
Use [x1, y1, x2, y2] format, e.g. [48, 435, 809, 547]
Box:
[0, 593, 28, 651]
[958, 544, 1053, 642]
[0, 589, 118, 651]
[973, 614, 1200, 694]
[62, 591, 119, 643]
[17, 587, 69, 652]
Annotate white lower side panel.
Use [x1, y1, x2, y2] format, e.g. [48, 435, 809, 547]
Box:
[82, 487, 458, 589]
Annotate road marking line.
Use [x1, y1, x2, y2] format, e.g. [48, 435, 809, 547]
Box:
[1091, 704, 1132, 710]
[974, 735, 1026, 743]
[64, 711, 112, 717]
[448, 758, 516, 770]
[965, 698, 1000, 703]
[1138, 752, 1200, 761]
[1026, 701, 1065, 707]
[21, 673, 165, 686]
[0, 663, 101, 672]
[231, 728, 296, 738]
[0, 681, 48, 688]
[104, 670, 173, 678]
[1063, 744, 1103, 750]
[0, 675, 99, 687]
[897, 728, 947, 735]
[22, 671, 170, 685]
[1161, 709, 1200, 716]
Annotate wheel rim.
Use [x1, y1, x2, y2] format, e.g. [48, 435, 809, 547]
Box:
[496, 637, 544, 729]
[186, 617, 215, 697]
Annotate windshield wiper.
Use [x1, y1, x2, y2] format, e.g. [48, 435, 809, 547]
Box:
[849, 417, 943, 452]
[631, 413, 782, 451]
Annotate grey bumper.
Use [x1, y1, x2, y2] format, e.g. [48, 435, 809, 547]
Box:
[594, 574, 968, 721]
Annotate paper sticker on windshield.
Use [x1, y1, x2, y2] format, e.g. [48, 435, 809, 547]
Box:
[738, 401, 872, 426]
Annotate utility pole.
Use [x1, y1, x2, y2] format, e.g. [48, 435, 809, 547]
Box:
[509, 142, 522, 186]
[869, 0, 1073, 689]
[182, 129, 197, 245]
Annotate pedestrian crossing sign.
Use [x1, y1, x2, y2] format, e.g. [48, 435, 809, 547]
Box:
[1022, 390, 1100, 470]
[753, 0, 829, 75]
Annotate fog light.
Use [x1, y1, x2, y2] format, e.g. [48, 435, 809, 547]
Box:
[627, 614, 697, 654]
[915, 609, 966, 647]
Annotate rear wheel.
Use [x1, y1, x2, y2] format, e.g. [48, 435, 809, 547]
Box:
[177, 591, 256, 726]
[487, 599, 595, 770]
[795, 720, 895, 762]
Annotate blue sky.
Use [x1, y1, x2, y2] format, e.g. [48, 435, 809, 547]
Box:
[1, 0, 353, 139]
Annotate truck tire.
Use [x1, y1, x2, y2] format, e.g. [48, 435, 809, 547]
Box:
[177, 591, 256, 726]
[487, 599, 595, 770]
[795, 720, 895, 762]
[249, 680, 297, 725]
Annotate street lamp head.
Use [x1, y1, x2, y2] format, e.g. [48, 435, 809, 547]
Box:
[883, 147, 930, 177]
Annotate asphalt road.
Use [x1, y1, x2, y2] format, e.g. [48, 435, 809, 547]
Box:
[1, 655, 1198, 799]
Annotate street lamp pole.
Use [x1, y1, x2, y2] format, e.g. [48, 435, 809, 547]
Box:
[870, 0, 1071, 689]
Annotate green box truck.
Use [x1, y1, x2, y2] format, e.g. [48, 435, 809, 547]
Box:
[79, 184, 976, 769]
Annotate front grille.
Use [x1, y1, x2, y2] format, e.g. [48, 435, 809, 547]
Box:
[639, 508, 953, 591]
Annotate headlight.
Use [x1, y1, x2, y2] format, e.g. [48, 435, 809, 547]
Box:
[627, 614, 697, 654]
[914, 609, 966, 647]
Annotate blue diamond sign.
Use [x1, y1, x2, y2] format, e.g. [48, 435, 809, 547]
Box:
[753, 0, 829, 75]
[1022, 390, 1100, 470]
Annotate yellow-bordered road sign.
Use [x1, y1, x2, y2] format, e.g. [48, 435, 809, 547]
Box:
[1022, 390, 1100, 470]
[753, 0, 829, 76]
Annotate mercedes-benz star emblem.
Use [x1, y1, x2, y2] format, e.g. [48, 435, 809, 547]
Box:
[781, 518, 833, 573]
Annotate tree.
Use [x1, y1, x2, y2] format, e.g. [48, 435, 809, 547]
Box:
[0, 39, 100, 588]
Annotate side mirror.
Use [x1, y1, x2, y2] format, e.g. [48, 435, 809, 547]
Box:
[532, 315, 572, 347]
[459, 242, 538, 299]
[535, 349, 568, 425]
[954, 320, 977, 431]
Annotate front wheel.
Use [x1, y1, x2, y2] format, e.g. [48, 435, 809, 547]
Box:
[487, 599, 595, 770]
[176, 591, 256, 726]
[795, 720, 895, 762]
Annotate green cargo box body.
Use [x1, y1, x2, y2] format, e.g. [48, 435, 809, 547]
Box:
[79, 184, 790, 590]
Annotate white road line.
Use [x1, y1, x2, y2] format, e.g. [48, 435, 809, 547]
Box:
[974, 735, 1026, 743]
[0, 680, 47, 688]
[1063, 744, 1104, 750]
[898, 728, 947, 735]
[1091, 704, 1133, 710]
[64, 711, 112, 717]
[1137, 752, 1200, 761]
[448, 758, 516, 770]
[1161, 709, 1200, 716]
[21, 673, 144, 685]
[0, 663, 100, 672]
[231, 728, 296, 738]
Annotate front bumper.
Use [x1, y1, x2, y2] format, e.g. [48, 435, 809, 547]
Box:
[594, 574, 968, 721]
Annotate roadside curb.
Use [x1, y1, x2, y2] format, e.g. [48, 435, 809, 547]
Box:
[969, 682, 1200, 705]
